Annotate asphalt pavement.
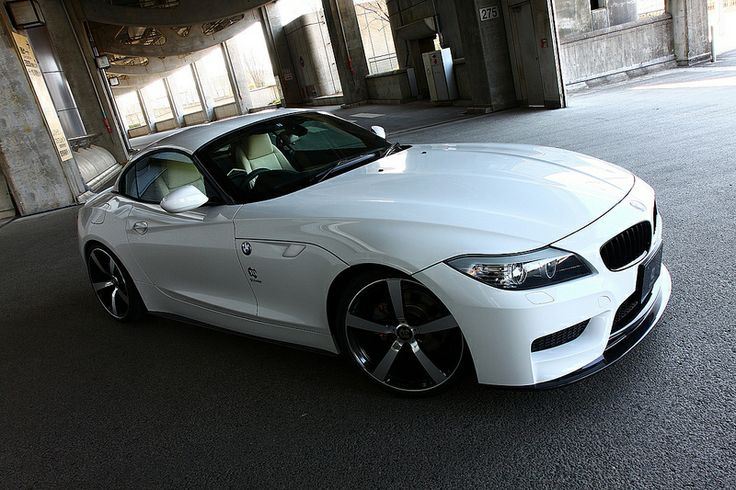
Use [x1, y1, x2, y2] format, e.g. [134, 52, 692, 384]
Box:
[2, 53, 735, 488]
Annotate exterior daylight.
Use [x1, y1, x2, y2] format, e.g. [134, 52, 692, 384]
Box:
[78, 109, 671, 394]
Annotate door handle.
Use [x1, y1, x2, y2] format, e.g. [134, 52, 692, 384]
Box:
[132, 221, 148, 235]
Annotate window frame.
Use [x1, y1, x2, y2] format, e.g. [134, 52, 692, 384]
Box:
[117, 147, 233, 206]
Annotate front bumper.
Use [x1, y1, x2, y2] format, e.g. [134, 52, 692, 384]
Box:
[532, 264, 670, 388]
[414, 178, 671, 387]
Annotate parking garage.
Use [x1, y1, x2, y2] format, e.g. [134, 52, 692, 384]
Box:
[0, 0, 720, 220]
[1, 0, 735, 487]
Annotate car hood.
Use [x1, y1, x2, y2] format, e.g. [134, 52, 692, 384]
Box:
[236, 144, 634, 271]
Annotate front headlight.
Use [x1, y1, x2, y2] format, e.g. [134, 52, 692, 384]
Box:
[446, 248, 592, 290]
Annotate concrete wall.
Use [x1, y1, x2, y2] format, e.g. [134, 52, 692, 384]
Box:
[365, 69, 414, 102]
[560, 14, 675, 87]
[214, 102, 239, 120]
[555, 0, 594, 38]
[128, 126, 150, 138]
[556, 0, 638, 38]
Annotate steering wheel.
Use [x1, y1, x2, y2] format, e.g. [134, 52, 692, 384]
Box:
[230, 167, 271, 190]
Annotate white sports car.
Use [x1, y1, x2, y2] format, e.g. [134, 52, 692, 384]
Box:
[79, 109, 671, 394]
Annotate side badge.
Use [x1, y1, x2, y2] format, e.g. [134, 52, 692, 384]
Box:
[247, 267, 261, 284]
[241, 242, 252, 256]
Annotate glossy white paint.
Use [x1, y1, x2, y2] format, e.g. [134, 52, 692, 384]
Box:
[78, 112, 670, 387]
[233, 144, 634, 272]
[415, 178, 668, 385]
[160, 185, 209, 213]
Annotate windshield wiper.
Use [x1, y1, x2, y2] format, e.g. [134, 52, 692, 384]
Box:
[314, 150, 381, 184]
[383, 141, 403, 158]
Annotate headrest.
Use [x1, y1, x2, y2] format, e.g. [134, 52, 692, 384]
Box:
[162, 161, 202, 188]
[245, 133, 275, 160]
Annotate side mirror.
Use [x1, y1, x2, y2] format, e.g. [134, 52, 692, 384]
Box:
[370, 125, 386, 139]
[160, 185, 208, 213]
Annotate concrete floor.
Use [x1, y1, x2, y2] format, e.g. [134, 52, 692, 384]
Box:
[2, 53, 736, 487]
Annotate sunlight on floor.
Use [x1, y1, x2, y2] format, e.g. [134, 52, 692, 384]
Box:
[633, 76, 736, 90]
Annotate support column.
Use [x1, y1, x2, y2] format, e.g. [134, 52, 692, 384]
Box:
[137, 89, 155, 133]
[261, 4, 302, 106]
[666, 0, 711, 65]
[190, 63, 213, 122]
[385, 0, 410, 71]
[222, 42, 253, 114]
[0, 18, 76, 214]
[321, 0, 369, 106]
[56, 0, 129, 163]
[162, 77, 183, 127]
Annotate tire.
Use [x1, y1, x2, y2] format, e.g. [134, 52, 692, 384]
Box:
[335, 270, 466, 395]
[86, 245, 145, 322]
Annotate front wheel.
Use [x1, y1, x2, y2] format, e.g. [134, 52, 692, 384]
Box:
[87, 246, 145, 322]
[336, 272, 466, 395]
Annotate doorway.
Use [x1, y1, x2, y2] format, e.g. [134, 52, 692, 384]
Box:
[509, 1, 545, 106]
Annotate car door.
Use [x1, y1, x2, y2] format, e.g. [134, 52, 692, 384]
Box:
[122, 150, 258, 316]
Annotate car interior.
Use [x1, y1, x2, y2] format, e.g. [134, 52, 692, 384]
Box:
[124, 152, 208, 204]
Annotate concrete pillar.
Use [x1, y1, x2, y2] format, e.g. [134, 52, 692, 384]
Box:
[50, 0, 129, 163]
[162, 77, 183, 127]
[447, 0, 516, 111]
[321, 0, 370, 105]
[666, 0, 711, 65]
[137, 89, 155, 133]
[0, 18, 76, 214]
[190, 63, 213, 122]
[261, 4, 303, 106]
[222, 41, 253, 114]
[385, 0, 410, 70]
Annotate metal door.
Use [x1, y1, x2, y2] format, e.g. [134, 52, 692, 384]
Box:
[126, 202, 258, 317]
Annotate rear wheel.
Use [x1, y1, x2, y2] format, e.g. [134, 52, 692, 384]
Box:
[336, 272, 466, 395]
[87, 246, 144, 322]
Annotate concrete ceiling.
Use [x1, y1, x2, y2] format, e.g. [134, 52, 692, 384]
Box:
[80, 0, 272, 27]
[106, 46, 219, 76]
[83, 0, 269, 77]
[90, 10, 258, 58]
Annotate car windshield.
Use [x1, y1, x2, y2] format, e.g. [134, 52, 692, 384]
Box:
[197, 112, 392, 203]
